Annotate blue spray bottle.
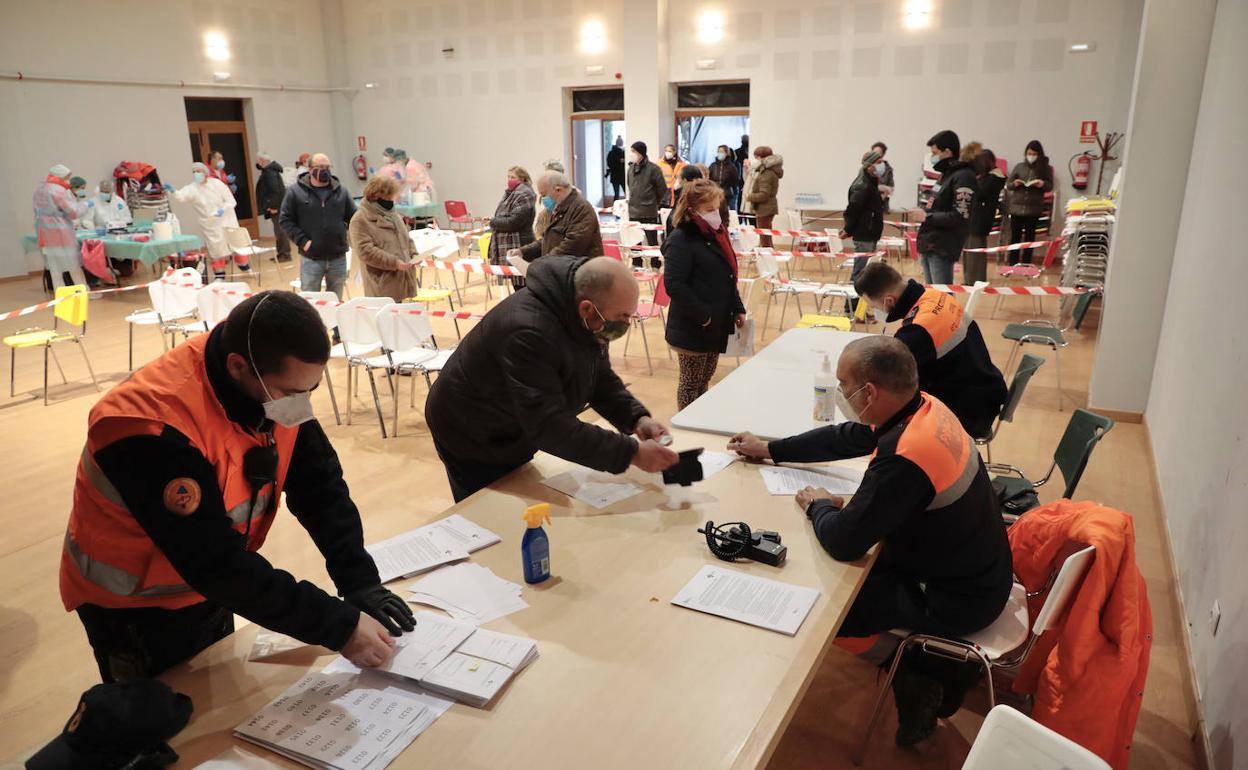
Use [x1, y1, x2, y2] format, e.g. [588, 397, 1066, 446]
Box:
[521, 503, 552, 584]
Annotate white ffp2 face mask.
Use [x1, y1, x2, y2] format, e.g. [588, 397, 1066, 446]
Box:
[698, 210, 723, 230]
[872, 307, 890, 324]
[834, 384, 868, 424]
[261, 391, 315, 428]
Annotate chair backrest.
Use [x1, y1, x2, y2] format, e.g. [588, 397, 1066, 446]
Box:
[962, 704, 1111, 770]
[1071, 289, 1099, 330]
[299, 290, 341, 330]
[998, 354, 1045, 425]
[618, 223, 645, 248]
[477, 232, 492, 258]
[207, 281, 251, 324]
[53, 285, 89, 327]
[375, 302, 436, 352]
[225, 227, 253, 252]
[410, 228, 460, 258]
[603, 241, 623, 261]
[824, 229, 843, 253]
[786, 210, 803, 231]
[754, 248, 780, 279]
[653, 276, 670, 307]
[737, 225, 760, 251]
[156, 267, 203, 318]
[611, 199, 629, 221]
[444, 200, 468, 218]
[729, 210, 740, 229]
[1053, 409, 1115, 498]
[1038, 236, 1064, 270]
[964, 280, 991, 320]
[1032, 545, 1097, 635]
[336, 296, 392, 350]
[659, 207, 671, 222]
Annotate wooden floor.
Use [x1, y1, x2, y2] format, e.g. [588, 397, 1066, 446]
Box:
[0, 247, 1202, 768]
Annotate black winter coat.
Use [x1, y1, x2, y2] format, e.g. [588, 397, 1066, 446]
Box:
[969, 170, 1007, 238]
[662, 219, 746, 353]
[605, 146, 626, 185]
[842, 175, 885, 243]
[255, 161, 287, 220]
[917, 159, 977, 261]
[279, 172, 357, 261]
[424, 257, 649, 472]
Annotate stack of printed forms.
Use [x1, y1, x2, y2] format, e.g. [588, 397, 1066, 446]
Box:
[407, 563, 527, 625]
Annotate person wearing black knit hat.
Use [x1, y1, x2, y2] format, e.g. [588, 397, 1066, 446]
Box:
[625, 140, 668, 264]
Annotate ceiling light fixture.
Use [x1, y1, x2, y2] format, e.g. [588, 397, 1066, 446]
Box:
[204, 31, 231, 62]
[580, 20, 607, 55]
[902, 0, 931, 30]
[1069, 42, 1098, 53]
[697, 10, 725, 44]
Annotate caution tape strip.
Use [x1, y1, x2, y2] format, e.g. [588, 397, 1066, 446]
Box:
[417, 259, 522, 277]
[962, 240, 1054, 254]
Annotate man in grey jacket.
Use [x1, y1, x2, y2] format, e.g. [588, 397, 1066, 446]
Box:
[625, 141, 668, 262]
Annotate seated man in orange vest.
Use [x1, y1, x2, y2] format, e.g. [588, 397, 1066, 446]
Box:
[728, 336, 1012, 747]
[61, 290, 414, 682]
[853, 261, 1008, 438]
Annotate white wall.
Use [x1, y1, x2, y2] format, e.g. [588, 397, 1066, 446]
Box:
[1145, 0, 1248, 765]
[667, 0, 1142, 212]
[341, 0, 627, 219]
[0, 0, 341, 278]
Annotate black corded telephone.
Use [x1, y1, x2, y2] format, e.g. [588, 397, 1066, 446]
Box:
[697, 520, 787, 567]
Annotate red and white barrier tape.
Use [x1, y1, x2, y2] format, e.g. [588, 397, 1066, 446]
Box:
[417, 259, 522, 277]
[884, 220, 921, 229]
[930, 284, 1095, 295]
[963, 240, 1052, 254]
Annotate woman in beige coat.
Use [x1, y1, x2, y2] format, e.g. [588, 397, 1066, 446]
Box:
[349, 175, 418, 301]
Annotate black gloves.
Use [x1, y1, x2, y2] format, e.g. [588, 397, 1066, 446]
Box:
[345, 585, 417, 636]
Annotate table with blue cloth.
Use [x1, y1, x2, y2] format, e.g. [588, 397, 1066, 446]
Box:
[22, 231, 204, 267]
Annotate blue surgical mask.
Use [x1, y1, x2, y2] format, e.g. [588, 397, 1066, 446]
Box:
[716, 151, 727, 161]
[215, 160, 226, 170]
[193, 172, 206, 184]
[541, 195, 556, 213]
[873, 162, 886, 177]
[100, 192, 112, 202]
[930, 153, 943, 168]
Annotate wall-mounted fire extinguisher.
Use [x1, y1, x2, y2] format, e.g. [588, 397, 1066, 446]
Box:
[353, 154, 368, 180]
[1070, 152, 1093, 190]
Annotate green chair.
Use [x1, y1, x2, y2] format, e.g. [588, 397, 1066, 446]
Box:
[1001, 289, 1100, 410]
[988, 408, 1114, 523]
[975, 354, 1045, 463]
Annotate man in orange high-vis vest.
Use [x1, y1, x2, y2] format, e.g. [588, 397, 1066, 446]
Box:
[727, 336, 1012, 747]
[853, 261, 1007, 439]
[62, 291, 414, 683]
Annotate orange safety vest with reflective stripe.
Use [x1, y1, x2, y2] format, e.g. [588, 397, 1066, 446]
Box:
[891, 392, 980, 510]
[902, 286, 971, 360]
[60, 333, 297, 611]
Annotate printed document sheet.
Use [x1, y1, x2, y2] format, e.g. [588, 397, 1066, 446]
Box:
[671, 565, 820, 636]
[758, 464, 864, 496]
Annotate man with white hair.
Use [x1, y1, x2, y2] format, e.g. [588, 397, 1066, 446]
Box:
[510, 170, 603, 262]
[254, 150, 291, 262]
[426, 256, 676, 501]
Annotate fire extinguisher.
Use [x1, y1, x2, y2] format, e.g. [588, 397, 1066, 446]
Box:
[353, 154, 368, 180]
[1070, 153, 1092, 190]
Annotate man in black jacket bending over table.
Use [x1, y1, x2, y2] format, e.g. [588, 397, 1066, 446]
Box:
[727, 336, 1012, 747]
[426, 256, 679, 501]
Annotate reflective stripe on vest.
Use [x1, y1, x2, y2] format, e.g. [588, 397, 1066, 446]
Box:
[893, 393, 980, 511]
[63, 532, 190, 598]
[905, 287, 970, 359]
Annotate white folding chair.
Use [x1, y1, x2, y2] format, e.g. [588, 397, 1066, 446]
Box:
[372, 303, 456, 437]
[333, 296, 392, 429]
[787, 210, 832, 273]
[755, 249, 823, 339]
[962, 705, 1111, 770]
[299, 290, 348, 424]
[225, 227, 275, 285]
[123, 267, 202, 370]
[611, 199, 629, 221]
[196, 281, 250, 331]
[854, 545, 1098, 765]
[410, 228, 464, 300]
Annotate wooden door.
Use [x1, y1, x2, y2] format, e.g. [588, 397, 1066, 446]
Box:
[188, 120, 258, 237]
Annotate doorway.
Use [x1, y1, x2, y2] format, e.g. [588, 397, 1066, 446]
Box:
[572, 115, 626, 208]
[675, 113, 751, 167]
[185, 97, 258, 237]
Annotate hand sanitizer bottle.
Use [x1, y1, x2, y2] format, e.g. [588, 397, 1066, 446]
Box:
[813, 354, 834, 422]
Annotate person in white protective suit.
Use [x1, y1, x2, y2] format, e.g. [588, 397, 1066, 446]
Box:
[79, 178, 132, 230]
[165, 161, 250, 280]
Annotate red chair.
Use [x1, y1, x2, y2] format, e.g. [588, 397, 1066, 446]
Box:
[905, 231, 919, 260]
[994, 236, 1065, 317]
[444, 200, 483, 232]
[624, 276, 670, 375]
[603, 241, 622, 260]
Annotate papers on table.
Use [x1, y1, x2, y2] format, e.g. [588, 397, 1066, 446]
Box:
[671, 564, 820, 636]
[366, 514, 501, 584]
[408, 563, 528, 624]
[758, 464, 864, 496]
[542, 467, 643, 509]
[233, 664, 451, 770]
[248, 629, 309, 661]
[697, 450, 737, 479]
[375, 611, 539, 708]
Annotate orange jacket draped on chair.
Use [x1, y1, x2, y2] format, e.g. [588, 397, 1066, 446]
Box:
[1007, 499, 1153, 770]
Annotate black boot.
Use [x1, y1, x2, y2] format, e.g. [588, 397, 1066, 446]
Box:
[935, 659, 984, 718]
[891, 665, 943, 747]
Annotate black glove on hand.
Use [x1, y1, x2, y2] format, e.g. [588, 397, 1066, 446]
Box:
[345, 585, 417, 636]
